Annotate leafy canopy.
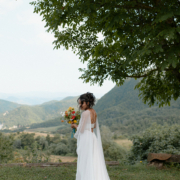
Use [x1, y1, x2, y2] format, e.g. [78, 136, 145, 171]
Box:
[30, 0, 180, 107]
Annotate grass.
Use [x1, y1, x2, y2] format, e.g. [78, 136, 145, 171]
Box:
[49, 155, 77, 162]
[0, 164, 180, 180]
[114, 139, 133, 150]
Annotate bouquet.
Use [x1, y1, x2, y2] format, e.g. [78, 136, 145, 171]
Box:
[61, 107, 80, 138]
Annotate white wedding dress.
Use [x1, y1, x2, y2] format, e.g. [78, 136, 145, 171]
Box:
[74, 110, 110, 180]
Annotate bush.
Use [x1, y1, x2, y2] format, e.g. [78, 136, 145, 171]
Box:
[128, 123, 180, 163]
[55, 143, 69, 155]
[20, 149, 51, 163]
[100, 125, 126, 161]
[13, 139, 21, 149]
[0, 132, 14, 163]
[51, 134, 61, 144]
[19, 133, 35, 149]
[103, 140, 126, 161]
[67, 138, 77, 156]
[48, 142, 69, 155]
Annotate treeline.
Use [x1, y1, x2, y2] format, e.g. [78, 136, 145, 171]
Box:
[128, 123, 180, 164]
[30, 117, 63, 129]
[95, 79, 180, 136]
[99, 109, 180, 136]
[0, 126, 127, 163]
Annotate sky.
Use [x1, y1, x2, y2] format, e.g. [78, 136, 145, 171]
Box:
[0, 0, 115, 99]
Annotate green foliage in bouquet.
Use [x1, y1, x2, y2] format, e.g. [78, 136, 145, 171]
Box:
[128, 123, 180, 163]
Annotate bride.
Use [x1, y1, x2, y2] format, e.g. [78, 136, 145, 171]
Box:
[71, 92, 110, 180]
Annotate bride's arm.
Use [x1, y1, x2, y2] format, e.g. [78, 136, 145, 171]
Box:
[72, 111, 89, 132]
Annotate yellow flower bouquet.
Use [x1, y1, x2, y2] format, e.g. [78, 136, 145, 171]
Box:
[61, 107, 80, 138]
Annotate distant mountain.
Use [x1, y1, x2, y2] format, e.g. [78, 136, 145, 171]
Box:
[94, 79, 180, 135]
[0, 99, 21, 114]
[0, 96, 79, 127]
[62, 96, 76, 101]
[3, 96, 64, 105]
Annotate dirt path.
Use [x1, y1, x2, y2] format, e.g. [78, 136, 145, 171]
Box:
[50, 155, 77, 162]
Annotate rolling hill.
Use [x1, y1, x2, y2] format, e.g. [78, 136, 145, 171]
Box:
[2, 79, 180, 135]
[0, 100, 21, 114]
[0, 96, 79, 127]
[26, 79, 180, 136]
[94, 78, 180, 135]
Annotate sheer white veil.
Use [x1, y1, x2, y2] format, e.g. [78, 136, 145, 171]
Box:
[74, 110, 110, 180]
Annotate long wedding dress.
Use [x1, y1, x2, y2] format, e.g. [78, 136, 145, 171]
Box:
[74, 109, 110, 180]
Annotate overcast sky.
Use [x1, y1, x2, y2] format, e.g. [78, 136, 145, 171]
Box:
[0, 0, 115, 98]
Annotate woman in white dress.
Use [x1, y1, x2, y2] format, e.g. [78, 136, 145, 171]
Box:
[71, 92, 110, 180]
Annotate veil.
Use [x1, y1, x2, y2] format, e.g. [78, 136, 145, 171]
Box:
[74, 110, 110, 180]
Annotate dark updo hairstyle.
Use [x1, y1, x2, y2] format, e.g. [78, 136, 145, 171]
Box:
[77, 92, 96, 109]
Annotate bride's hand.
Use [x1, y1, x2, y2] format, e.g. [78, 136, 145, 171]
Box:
[71, 124, 78, 129]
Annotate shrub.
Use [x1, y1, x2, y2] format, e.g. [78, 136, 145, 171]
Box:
[19, 133, 35, 149]
[67, 138, 77, 156]
[51, 134, 61, 144]
[55, 143, 69, 155]
[100, 125, 126, 161]
[61, 139, 68, 145]
[13, 139, 21, 149]
[0, 132, 14, 163]
[48, 143, 69, 155]
[128, 123, 180, 163]
[103, 140, 126, 161]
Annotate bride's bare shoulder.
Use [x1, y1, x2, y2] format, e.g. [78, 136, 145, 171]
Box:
[82, 110, 90, 116]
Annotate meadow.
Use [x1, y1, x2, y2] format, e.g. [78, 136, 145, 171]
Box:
[1, 164, 180, 180]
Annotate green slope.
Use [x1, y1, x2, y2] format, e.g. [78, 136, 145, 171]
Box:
[0, 99, 21, 113]
[0, 96, 79, 127]
[94, 79, 180, 135]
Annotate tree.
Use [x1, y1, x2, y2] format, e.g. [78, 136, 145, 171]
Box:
[19, 133, 35, 149]
[30, 0, 180, 107]
[46, 134, 51, 145]
[0, 132, 14, 163]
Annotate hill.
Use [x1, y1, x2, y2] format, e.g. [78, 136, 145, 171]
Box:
[94, 79, 180, 135]
[0, 96, 79, 127]
[25, 79, 180, 136]
[0, 99, 21, 114]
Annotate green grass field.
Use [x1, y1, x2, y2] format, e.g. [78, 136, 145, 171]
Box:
[0, 164, 180, 180]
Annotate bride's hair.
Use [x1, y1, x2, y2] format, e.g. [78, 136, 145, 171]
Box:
[77, 92, 96, 108]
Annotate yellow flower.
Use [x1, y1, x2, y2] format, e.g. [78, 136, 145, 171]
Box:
[72, 107, 75, 110]
[67, 107, 73, 112]
[140, 161, 142, 163]
[68, 120, 71, 124]
[73, 120, 77, 123]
